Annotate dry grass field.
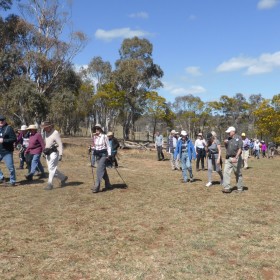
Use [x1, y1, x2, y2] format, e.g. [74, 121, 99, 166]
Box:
[1, 137, 280, 280]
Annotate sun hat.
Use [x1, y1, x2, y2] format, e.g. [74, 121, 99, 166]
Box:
[170, 130, 176, 134]
[20, 125, 28, 131]
[27, 124, 38, 130]
[93, 123, 103, 132]
[241, 132, 246, 136]
[198, 132, 203, 136]
[107, 131, 114, 137]
[225, 126, 236, 133]
[181, 130, 188, 136]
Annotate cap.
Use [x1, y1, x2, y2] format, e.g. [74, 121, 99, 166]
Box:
[241, 132, 246, 137]
[0, 115, 6, 121]
[225, 126, 236, 133]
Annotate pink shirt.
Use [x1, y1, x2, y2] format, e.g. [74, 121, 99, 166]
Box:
[25, 132, 45, 155]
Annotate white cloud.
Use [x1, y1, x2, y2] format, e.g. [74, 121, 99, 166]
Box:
[164, 82, 206, 96]
[128, 12, 149, 19]
[95, 28, 151, 41]
[257, 0, 279, 10]
[216, 51, 280, 75]
[185, 66, 202, 76]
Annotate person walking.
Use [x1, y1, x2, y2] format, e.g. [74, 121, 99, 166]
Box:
[222, 126, 244, 193]
[205, 131, 223, 187]
[254, 139, 260, 159]
[241, 132, 250, 169]
[107, 131, 120, 168]
[0, 115, 17, 186]
[91, 124, 112, 193]
[194, 132, 206, 171]
[261, 141, 267, 158]
[166, 130, 179, 170]
[24, 125, 45, 181]
[155, 131, 165, 161]
[174, 130, 196, 184]
[15, 125, 29, 169]
[41, 121, 68, 190]
[268, 142, 276, 158]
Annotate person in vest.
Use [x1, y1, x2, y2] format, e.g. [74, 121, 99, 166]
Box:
[0, 115, 17, 186]
[222, 126, 244, 193]
[41, 120, 68, 190]
[91, 124, 112, 193]
[205, 131, 223, 187]
[107, 132, 120, 168]
[24, 125, 45, 181]
[174, 130, 196, 184]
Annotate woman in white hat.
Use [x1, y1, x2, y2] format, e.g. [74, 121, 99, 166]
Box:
[24, 124, 45, 180]
[91, 124, 112, 193]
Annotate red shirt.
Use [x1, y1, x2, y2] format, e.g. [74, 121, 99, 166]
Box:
[25, 132, 45, 155]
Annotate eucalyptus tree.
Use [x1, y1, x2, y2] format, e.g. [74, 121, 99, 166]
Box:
[113, 36, 164, 140]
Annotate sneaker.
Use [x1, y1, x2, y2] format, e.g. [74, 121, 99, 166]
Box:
[60, 176, 68, 187]
[205, 182, 212, 187]
[44, 183, 53, 190]
[234, 189, 244, 193]
[25, 174, 33, 181]
[222, 188, 231, 193]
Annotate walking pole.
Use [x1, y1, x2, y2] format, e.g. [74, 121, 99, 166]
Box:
[114, 167, 128, 187]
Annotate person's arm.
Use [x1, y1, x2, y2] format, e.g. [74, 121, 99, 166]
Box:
[104, 135, 111, 156]
[3, 126, 17, 144]
[217, 142, 221, 164]
[38, 133, 45, 150]
[54, 131, 63, 156]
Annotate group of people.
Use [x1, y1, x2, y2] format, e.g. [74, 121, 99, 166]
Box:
[164, 126, 255, 193]
[0, 115, 67, 190]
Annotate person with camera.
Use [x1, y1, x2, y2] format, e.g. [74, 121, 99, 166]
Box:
[41, 121, 68, 190]
[0, 115, 17, 186]
[222, 126, 244, 193]
[91, 124, 112, 193]
[174, 130, 196, 184]
[24, 125, 46, 181]
[205, 131, 223, 187]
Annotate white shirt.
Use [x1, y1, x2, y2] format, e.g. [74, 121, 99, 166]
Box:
[194, 138, 206, 150]
[92, 134, 111, 156]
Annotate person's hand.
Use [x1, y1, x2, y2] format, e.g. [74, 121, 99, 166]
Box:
[231, 157, 237, 163]
[59, 155, 62, 161]
[0, 138, 3, 144]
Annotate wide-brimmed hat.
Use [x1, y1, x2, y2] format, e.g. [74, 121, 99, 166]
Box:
[41, 120, 53, 128]
[107, 131, 114, 137]
[0, 115, 6, 121]
[181, 130, 188, 136]
[19, 125, 28, 131]
[93, 123, 103, 132]
[27, 124, 38, 130]
[198, 132, 203, 137]
[170, 130, 176, 134]
[225, 126, 236, 133]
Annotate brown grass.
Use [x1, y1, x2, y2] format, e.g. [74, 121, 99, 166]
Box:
[0, 138, 280, 280]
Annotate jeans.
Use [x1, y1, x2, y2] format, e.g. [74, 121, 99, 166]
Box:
[181, 152, 192, 182]
[0, 152, 16, 183]
[29, 153, 44, 175]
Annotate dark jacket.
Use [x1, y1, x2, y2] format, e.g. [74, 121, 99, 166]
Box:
[110, 137, 120, 152]
[0, 123, 17, 153]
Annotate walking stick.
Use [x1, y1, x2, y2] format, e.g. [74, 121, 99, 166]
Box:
[114, 167, 128, 187]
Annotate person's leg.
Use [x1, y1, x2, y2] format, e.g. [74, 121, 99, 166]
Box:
[0, 154, 4, 181]
[93, 155, 107, 192]
[223, 159, 233, 190]
[160, 147, 164, 160]
[244, 150, 249, 169]
[186, 157, 193, 181]
[157, 146, 161, 160]
[103, 167, 111, 189]
[170, 153, 175, 170]
[233, 157, 243, 191]
[196, 150, 200, 171]
[37, 156, 45, 174]
[3, 152, 16, 184]
[207, 158, 213, 183]
[181, 153, 188, 182]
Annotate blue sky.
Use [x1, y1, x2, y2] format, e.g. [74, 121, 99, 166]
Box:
[5, 0, 280, 102]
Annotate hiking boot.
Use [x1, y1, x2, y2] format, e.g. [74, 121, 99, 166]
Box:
[222, 188, 231, 193]
[44, 183, 53, 190]
[25, 174, 33, 181]
[60, 176, 68, 187]
[205, 182, 212, 187]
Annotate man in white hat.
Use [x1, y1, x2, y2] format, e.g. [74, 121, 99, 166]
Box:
[174, 130, 196, 183]
[222, 126, 244, 193]
[166, 129, 179, 170]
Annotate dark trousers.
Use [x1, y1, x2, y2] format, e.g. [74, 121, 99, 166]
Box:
[196, 148, 205, 170]
[157, 146, 164, 160]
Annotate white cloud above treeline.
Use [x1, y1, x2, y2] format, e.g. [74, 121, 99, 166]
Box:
[128, 12, 149, 19]
[185, 66, 202, 76]
[164, 82, 206, 96]
[257, 0, 279, 9]
[216, 51, 280, 75]
[95, 28, 151, 41]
